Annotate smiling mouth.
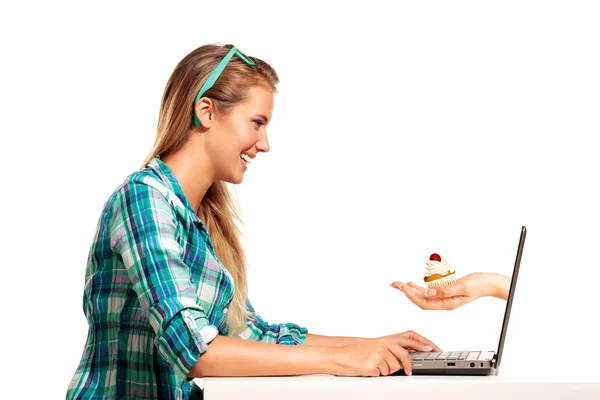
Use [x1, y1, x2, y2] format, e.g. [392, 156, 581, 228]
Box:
[240, 154, 252, 165]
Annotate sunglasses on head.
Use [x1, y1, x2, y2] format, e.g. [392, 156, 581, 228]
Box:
[193, 47, 256, 127]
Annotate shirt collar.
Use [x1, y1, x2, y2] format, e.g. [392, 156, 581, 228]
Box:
[146, 157, 202, 224]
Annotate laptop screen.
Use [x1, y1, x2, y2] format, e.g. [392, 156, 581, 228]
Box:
[494, 225, 527, 369]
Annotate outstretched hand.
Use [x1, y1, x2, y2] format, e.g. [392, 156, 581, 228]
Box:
[391, 272, 509, 311]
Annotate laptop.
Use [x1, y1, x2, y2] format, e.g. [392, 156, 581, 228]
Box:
[394, 225, 527, 376]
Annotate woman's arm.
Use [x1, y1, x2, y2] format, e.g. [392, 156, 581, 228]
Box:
[188, 332, 434, 377]
[189, 335, 334, 377]
[237, 301, 308, 345]
[109, 181, 220, 380]
[306, 332, 440, 352]
[304, 333, 369, 346]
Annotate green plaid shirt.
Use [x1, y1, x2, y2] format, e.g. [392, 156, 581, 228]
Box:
[67, 158, 307, 399]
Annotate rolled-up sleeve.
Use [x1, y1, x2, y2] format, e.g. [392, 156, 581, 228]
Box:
[108, 181, 217, 380]
[236, 300, 308, 345]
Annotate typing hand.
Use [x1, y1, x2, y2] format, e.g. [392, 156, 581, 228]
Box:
[330, 339, 414, 376]
[378, 330, 441, 353]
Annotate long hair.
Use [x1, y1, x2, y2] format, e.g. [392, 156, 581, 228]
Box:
[141, 43, 279, 336]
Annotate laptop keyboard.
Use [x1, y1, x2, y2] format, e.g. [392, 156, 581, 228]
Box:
[411, 351, 481, 361]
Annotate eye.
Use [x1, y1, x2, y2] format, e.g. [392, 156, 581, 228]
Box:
[253, 119, 264, 128]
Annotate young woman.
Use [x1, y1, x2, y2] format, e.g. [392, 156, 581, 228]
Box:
[67, 43, 440, 400]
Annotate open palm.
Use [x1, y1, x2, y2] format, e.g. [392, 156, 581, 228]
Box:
[391, 272, 492, 311]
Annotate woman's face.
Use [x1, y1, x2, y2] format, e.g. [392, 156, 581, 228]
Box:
[206, 84, 274, 184]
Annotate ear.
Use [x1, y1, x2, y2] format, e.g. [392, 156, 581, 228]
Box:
[194, 97, 216, 128]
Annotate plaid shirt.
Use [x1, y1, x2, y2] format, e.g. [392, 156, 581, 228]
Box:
[67, 158, 307, 400]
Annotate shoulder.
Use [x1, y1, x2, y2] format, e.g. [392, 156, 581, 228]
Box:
[102, 166, 178, 222]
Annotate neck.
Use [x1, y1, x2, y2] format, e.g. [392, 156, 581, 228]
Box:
[161, 132, 214, 213]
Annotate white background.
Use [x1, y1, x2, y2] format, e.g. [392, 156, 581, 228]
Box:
[1, 0, 599, 397]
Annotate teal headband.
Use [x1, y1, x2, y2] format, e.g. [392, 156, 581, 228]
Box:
[193, 47, 256, 127]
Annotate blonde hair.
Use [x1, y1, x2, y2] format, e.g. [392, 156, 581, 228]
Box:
[141, 44, 279, 335]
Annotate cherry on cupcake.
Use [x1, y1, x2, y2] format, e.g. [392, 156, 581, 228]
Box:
[429, 253, 441, 262]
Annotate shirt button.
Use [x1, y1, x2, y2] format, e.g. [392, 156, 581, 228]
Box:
[223, 308, 228, 314]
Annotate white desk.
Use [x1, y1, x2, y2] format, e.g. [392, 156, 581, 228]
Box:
[199, 370, 600, 400]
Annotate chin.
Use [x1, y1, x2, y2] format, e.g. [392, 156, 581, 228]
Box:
[226, 173, 244, 185]
[218, 163, 245, 184]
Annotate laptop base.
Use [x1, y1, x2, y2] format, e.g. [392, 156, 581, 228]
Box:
[391, 368, 495, 376]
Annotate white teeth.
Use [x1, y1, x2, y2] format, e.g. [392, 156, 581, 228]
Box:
[240, 154, 252, 164]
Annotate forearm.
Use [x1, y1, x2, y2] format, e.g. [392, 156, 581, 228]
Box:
[304, 333, 370, 347]
[488, 273, 510, 300]
[188, 335, 333, 378]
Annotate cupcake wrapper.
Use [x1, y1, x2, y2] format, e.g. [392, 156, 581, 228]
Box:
[425, 274, 456, 288]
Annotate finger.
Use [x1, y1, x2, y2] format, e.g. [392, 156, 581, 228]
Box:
[407, 285, 468, 310]
[400, 285, 438, 309]
[394, 283, 428, 306]
[407, 282, 427, 293]
[405, 331, 442, 352]
[390, 281, 405, 289]
[383, 349, 401, 375]
[377, 356, 389, 377]
[428, 283, 464, 298]
[388, 344, 412, 376]
[408, 284, 459, 310]
[397, 338, 435, 353]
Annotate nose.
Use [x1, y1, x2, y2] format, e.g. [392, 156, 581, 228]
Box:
[256, 130, 270, 153]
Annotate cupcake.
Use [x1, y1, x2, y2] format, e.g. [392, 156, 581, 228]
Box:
[424, 253, 456, 288]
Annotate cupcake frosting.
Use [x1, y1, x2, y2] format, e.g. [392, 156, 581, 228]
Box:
[424, 259, 455, 278]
